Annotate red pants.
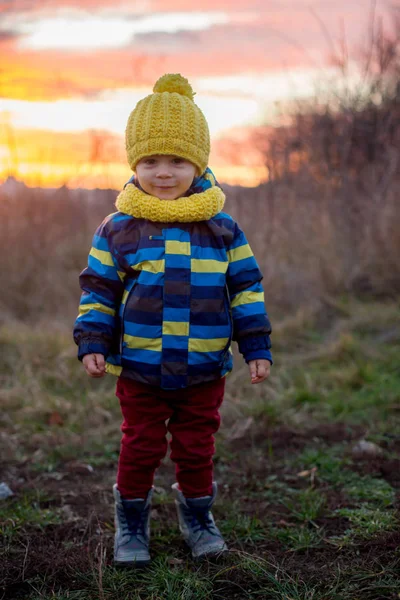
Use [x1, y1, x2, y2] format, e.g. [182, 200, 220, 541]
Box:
[115, 376, 225, 499]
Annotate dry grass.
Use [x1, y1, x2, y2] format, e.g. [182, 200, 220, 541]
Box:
[1, 165, 399, 326]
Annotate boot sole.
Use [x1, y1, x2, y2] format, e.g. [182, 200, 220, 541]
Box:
[114, 558, 151, 568]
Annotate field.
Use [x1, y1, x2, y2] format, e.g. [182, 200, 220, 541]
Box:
[1, 9, 400, 598]
[1, 296, 399, 599]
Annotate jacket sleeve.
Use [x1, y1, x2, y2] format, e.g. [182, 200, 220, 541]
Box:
[73, 219, 126, 361]
[226, 221, 272, 364]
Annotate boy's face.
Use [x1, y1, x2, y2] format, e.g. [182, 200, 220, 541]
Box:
[135, 155, 197, 200]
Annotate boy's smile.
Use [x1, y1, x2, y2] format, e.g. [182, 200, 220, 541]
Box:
[135, 154, 198, 200]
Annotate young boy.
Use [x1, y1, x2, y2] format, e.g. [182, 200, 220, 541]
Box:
[73, 73, 272, 567]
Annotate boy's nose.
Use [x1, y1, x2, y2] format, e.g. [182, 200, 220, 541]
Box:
[155, 161, 172, 177]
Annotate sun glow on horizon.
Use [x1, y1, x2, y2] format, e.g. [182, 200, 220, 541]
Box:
[0, 161, 267, 190]
[0, 124, 268, 190]
[0, 63, 366, 191]
[0, 62, 347, 191]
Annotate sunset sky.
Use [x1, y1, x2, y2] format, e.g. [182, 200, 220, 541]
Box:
[0, 0, 392, 188]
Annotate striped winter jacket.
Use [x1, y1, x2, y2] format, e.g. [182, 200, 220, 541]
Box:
[73, 183, 272, 390]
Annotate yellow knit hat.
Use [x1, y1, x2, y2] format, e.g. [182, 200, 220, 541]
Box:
[125, 73, 210, 176]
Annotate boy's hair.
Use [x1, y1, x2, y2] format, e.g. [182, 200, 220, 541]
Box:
[125, 73, 210, 176]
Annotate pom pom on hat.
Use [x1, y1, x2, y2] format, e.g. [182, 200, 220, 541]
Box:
[153, 73, 195, 101]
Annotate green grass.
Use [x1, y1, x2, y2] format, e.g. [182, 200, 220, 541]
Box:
[292, 445, 395, 500]
[24, 556, 400, 600]
[342, 474, 396, 507]
[291, 444, 352, 484]
[25, 554, 316, 600]
[330, 560, 400, 600]
[281, 487, 327, 522]
[221, 513, 268, 544]
[0, 490, 62, 537]
[269, 523, 326, 551]
[328, 506, 399, 546]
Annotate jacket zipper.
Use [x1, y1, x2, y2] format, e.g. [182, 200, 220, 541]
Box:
[119, 282, 135, 357]
[221, 285, 233, 365]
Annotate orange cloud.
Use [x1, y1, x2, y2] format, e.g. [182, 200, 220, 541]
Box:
[0, 29, 325, 103]
[0, 46, 306, 103]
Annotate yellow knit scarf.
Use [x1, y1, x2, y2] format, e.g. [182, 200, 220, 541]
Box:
[115, 184, 225, 223]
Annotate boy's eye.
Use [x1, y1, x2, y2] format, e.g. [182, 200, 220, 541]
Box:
[172, 157, 184, 164]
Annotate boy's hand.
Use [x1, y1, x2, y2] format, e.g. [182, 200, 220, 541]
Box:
[82, 353, 106, 378]
[248, 359, 271, 384]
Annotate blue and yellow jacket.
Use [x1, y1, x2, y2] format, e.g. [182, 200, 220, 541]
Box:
[73, 169, 272, 389]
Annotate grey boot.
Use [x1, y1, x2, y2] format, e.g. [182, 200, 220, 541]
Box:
[172, 482, 228, 559]
[113, 484, 153, 567]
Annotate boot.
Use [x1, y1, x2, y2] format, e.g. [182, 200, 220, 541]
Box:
[113, 484, 153, 567]
[172, 482, 228, 560]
